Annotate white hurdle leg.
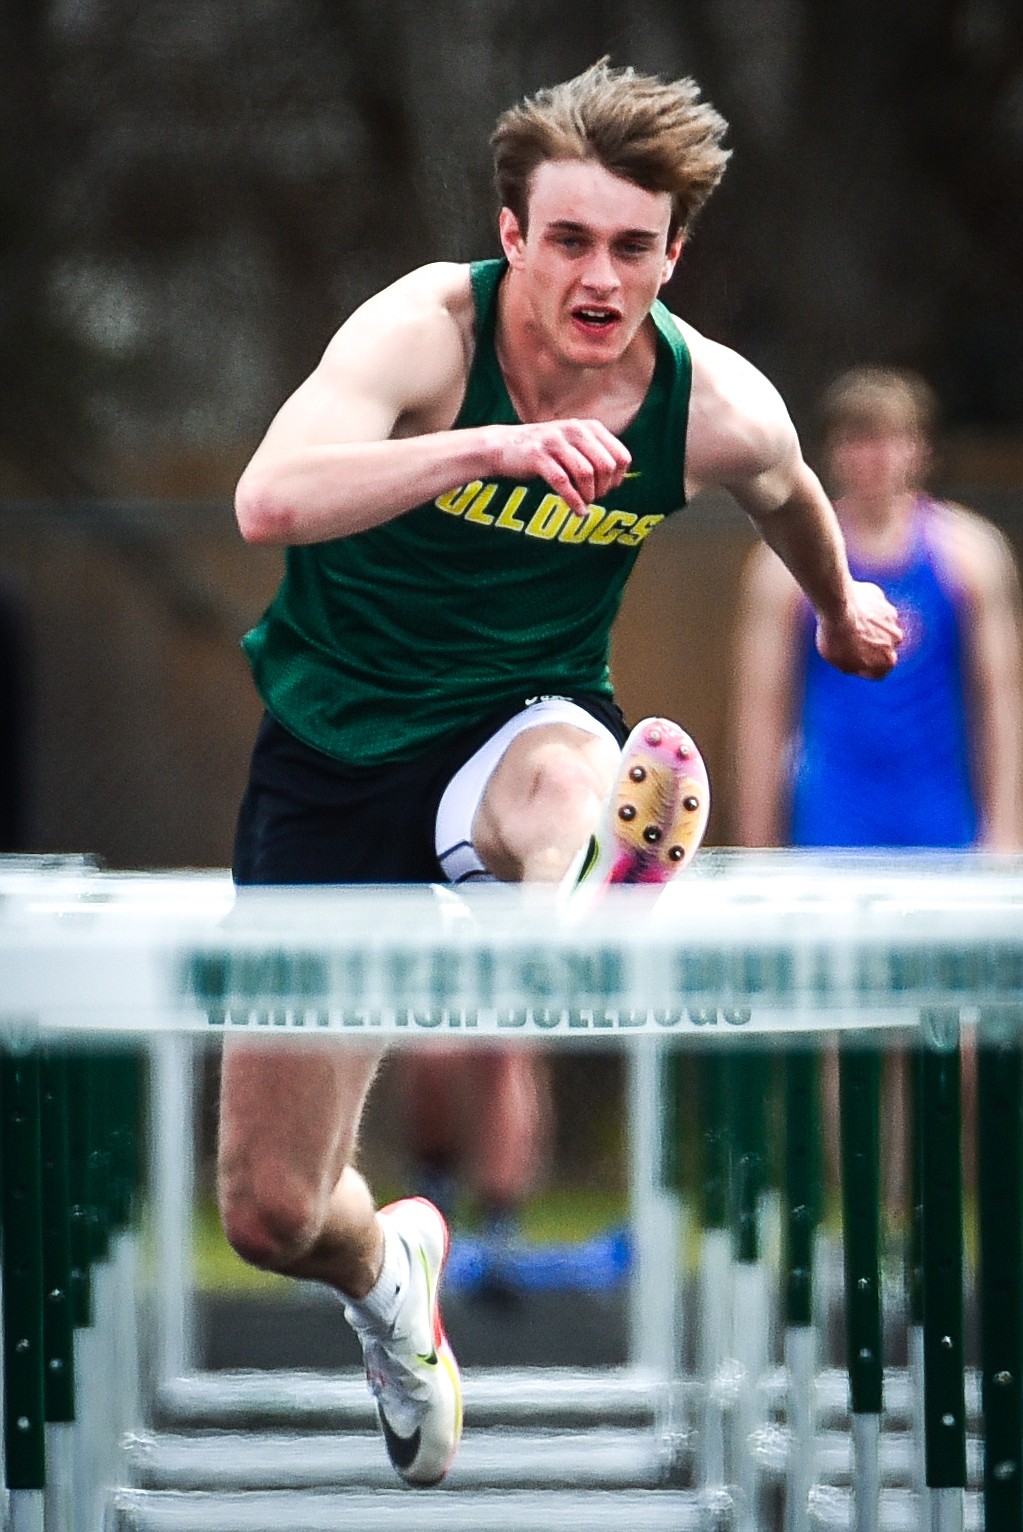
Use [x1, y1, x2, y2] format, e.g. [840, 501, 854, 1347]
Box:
[909, 1322, 926, 1502]
[850, 1412, 881, 1532]
[928, 1486, 965, 1532]
[697, 1225, 734, 1499]
[732, 1254, 769, 1532]
[150, 1035, 196, 1388]
[44, 1420, 75, 1532]
[627, 1039, 679, 1378]
[783, 1324, 816, 1532]
[7, 1489, 44, 1532]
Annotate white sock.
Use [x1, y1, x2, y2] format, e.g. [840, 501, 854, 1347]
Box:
[343, 1220, 411, 1335]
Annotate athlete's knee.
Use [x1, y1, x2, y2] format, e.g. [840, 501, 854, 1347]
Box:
[218, 1160, 326, 1273]
[475, 731, 617, 879]
[525, 740, 608, 812]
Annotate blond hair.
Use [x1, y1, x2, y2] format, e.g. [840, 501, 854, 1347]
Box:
[491, 59, 730, 240]
[819, 367, 939, 443]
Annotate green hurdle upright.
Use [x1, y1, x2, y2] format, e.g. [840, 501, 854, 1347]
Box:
[67, 1054, 96, 1332]
[918, 1009, 967, 1532]
[40, 1055, 76, 1414]
[108, 1049, 144, 1235]
[907, 1043, 927, 1501]
[695, 1049, 734, 1499]
[839, 1035, 884, 1532]
[977, 1008, 1023, 1532]
[728, 1048, 772, 1532]
[783, 1047, 821, 1532]
[39, 1053, 77, 1532]
[109, 1047, 145, 1436]
[71, 1048, 146, 1529]
[2, 1049, 46, 1532]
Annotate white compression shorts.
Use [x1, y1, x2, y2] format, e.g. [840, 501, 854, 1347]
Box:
[434, 697, 620, 884]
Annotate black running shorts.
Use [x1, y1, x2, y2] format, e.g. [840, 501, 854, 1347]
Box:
[233, 697, 628, 887]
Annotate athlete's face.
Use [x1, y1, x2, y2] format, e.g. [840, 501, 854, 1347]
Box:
[827, 425, 928, 503]
[499, 158, 683, 367]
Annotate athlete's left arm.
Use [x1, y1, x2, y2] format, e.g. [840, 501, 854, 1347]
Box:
[681, 325, 902, 680]
[949, 509, 1023, 851]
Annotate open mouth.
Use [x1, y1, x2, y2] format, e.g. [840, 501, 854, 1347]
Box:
[572, 306, 620, 332]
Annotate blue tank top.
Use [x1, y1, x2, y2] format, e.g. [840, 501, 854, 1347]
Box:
[790, 499, 978, 847]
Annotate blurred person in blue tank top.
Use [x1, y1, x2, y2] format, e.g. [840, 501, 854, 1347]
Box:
[732, 366, 1023, 854]
[731, 365, 1023, 1211]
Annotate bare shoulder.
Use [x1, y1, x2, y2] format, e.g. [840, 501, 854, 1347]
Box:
[928, 499, 1022, 598]
[334, 262, 473, 343]
[249, 262, 476, 451]
[321, 262, 473, 399]
[307, 260, 474, 435]
[670, 315, 799, 494]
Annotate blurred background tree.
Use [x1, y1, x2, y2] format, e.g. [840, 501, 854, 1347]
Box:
[3, 0, 1022, 500]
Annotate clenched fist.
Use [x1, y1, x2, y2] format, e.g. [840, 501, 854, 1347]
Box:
[815, 580, 903, 679]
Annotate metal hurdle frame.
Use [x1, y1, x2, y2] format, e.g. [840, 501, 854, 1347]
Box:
[2, 851, 1023, 1531]
[1, 1024, 146, 1532]
[0, 860, 230, 1532]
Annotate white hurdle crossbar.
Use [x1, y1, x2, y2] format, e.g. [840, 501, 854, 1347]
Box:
[2, 850, 1023, 1531]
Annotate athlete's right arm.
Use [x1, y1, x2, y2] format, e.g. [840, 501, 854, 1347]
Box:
[235, 264, 629, 544]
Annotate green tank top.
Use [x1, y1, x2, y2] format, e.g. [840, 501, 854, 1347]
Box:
[242, 258, 692, 764]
